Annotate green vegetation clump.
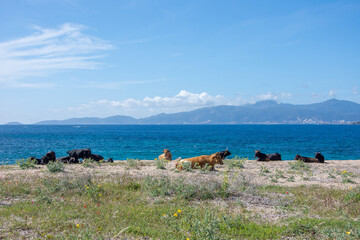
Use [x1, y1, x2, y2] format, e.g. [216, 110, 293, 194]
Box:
[17, 157, 37, 169]
[155, 157, 168, 169]
[288, 160, 310, 171]
[259, 165, 270, 175]
[82, 158, 100, 168]
[46, 161, 65, 173]
[126, 158, 141, 169]
[226, 156, 247, 170]
[181, 161, 193, 172]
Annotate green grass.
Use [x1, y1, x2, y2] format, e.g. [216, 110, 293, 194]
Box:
[0, 163, 359, 239]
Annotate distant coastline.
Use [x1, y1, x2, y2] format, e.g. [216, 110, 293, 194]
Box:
[3, 98, 360, 125]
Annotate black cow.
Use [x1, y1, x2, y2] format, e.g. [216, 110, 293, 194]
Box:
[89, 153, 104, 162]
[40, 151, 56, 165]
[219, 150, 231, 160]
[67, 148, 91, 162]
[255, 150, 282, 161]
[267, 153, 282, 161]
[295, 153, 325, 163]
[107, 158, 114, 163]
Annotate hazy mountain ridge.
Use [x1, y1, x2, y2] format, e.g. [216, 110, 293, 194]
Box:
[5, 99, 360, 125]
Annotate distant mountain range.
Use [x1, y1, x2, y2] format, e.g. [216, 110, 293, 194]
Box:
[5, 99, 360, 125]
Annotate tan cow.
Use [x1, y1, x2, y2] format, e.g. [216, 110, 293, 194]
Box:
[175, 152, 223, 171]
[158, 149, 172, 161]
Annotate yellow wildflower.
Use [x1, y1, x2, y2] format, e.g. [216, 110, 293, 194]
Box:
[178, 209, 181, 213]
[187, 238, 190, 240]
[99, 194, 101, 197]
[343, 170, 347, 173]
[346, 231, 350, 235]
[350, 187, 353, 190]
[76, 224, 80, 228]
[174, 213, 178, 217]
[98, 185, 101, 187]
[86, 187, 89, 189]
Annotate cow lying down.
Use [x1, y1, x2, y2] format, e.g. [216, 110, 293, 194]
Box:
[295, 153, 325, 163]
[175, 152, 223, 171]
[255, 150, 282, 161]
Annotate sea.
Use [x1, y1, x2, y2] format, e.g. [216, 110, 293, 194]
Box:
[0, 125, 359, 164]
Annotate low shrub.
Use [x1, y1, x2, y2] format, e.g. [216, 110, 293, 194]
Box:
[127, 158, 141, 169]
[227, 156, 247, 170]
[47, 161, 65, 173]
[259, 165, 270, 175]
[82, 158, 100, 168]
[17, 157, 37, 169]
[155, 157, 168, 170]
[288, 160, 310, 171]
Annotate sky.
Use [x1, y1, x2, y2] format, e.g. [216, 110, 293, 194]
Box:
[0, 0, 360, 124]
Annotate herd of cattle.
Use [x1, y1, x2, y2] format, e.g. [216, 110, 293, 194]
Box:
[158, 149, 325, 171]
[29, 148, 113, 165]
[29, 148, 325, 171]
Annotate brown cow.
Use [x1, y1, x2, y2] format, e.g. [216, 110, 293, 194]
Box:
[158, 149, 172, 161]
[175, 152, 223, 171]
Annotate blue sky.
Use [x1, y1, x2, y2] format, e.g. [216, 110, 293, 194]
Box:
[0, 0, 359, 124]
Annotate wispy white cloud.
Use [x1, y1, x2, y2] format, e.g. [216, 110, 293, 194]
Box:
[0, 23, 112, 86]
[65, 90, 296, 118]
[251, 92, 292, 102]
[67, 90, 244, 118]
[328, 90, 336, 97]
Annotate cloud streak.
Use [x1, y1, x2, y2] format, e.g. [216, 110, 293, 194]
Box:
[67, 90, 238, 118]
[66, 90, 293, 118]
[0, 23, 112, 86]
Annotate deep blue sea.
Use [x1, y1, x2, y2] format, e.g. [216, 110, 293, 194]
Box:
[0, 125, 359, 164]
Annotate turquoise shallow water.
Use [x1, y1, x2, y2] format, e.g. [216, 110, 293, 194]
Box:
[0, 125, 359, 164]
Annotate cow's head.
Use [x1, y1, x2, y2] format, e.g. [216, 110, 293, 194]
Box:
[254, 150, 261, 157]
[164, 149, 172, 159]
[219, 150, 231, 159]
[294, 154, 301, 160]
[315, 152, 324, 163]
